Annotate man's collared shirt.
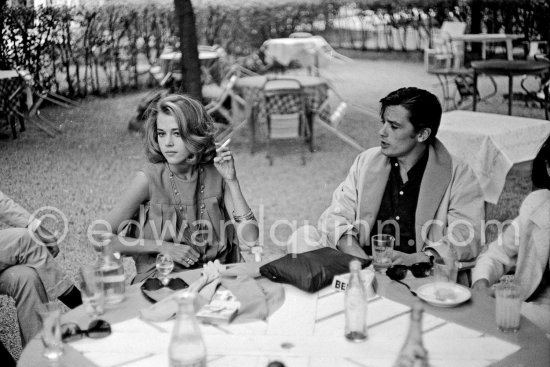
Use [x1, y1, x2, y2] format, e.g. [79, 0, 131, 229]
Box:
[371, 150, 429, 254]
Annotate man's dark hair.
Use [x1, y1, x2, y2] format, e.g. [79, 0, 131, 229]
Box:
[379, 87, 442, 144]
[532, 134, 550, 190]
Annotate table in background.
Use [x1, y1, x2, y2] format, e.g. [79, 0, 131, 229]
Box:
[451, 33, 523, 62]
[18, 270, 550, 367]
[234, 75, 329, 153]
[262, 37, 333, 75]
[0, 70, 26, 139]
[471, 60, 550, 118]
[438, 110, 550, 204]
[158, 49, 220, 83]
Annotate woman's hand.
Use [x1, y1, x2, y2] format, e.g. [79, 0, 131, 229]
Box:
[163, 243, 200, 268]
[214, 145, 236, 181]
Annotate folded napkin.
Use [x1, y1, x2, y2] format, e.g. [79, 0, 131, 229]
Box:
[140, 263, 284, 323]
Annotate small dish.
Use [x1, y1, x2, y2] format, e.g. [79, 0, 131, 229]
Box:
[416, 282, 472, 308]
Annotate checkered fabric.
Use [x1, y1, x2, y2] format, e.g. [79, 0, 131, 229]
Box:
[237, 82, 330, 125]
[0, 74, 24, 119]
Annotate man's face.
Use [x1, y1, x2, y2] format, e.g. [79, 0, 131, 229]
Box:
[379, 105, 426, 158]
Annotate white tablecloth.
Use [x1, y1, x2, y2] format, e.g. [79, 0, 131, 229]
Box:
[262, 36, 333, 68]
[438, 111, 550, 204]
[69, 284, 519, 367]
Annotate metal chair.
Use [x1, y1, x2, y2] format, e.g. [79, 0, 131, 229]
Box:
[262, 78, 310, 165]
[424, 21, 467, 72]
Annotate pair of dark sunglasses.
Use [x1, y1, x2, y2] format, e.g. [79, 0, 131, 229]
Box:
[142, 277, 189, 291]
[61, 319, 111, 343]
[386, 262, 433, 281]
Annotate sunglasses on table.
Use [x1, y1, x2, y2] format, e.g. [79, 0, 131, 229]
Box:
[61, 319, 112, 343]
[142, 277, 189, 291]
[386, 262, 433, 281]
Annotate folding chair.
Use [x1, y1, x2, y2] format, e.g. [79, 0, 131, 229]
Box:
[424, 21, 467, 72]
[11, 70, 71, 137]
[204, 74, 248, 141]
[311, 83, 365, 152]
[262, 78, 309, 165]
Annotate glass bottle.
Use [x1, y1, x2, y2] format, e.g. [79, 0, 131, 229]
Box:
[345, 259, 368, 342]
[95, 233, 125, 305]
[393, 304, 429, 367]
[169, 291, 207, 367]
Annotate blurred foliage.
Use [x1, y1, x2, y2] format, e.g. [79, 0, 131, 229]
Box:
[1, 0, 548, 98]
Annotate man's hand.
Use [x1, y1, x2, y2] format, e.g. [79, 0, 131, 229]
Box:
[336, 234, 369, 259]
[35, 225, 59, 244]
[392, 251, 430, 266]
[34, 225, 60, 257]
[472, 279, 495, 297]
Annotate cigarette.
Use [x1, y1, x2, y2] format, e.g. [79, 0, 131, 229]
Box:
[217, 138, 231, 149]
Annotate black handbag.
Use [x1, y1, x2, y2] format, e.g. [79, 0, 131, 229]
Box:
[259, 247, 371, 293]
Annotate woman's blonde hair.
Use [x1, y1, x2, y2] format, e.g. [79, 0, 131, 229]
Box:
[144, 94, 216, 165]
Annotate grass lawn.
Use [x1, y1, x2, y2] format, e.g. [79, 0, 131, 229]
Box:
[0, 49, 540, 359]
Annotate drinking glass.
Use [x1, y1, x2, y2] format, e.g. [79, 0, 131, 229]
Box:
[156, 253, 174, 286]
[38, 302, 63, 361]
[371, 234, 395, 271]
[495, 281, 522, 333]
[79, 265, 105, 318]
[432, 257, 458, 301]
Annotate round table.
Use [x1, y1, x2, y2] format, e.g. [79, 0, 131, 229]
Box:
[18, 269, 550, 366]
[471, 60, 550, 119]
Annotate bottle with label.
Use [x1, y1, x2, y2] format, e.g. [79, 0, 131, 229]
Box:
[345, 259, 368, 342]
[169, 291, 207, 367]
[95, 233, 125, 305]
[393, 304, 429, 367]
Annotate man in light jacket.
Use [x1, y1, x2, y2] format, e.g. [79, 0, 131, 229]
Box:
[289, 87, 483, 271]
[0, 190, 81, 347]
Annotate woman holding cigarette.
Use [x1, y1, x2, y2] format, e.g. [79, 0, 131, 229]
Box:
[101, 94, 258, 283]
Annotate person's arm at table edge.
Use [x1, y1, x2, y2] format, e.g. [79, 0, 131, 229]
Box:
[318, 154, 364, 250]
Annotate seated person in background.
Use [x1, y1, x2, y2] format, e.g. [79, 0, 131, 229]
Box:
[0, 189, 81, 347]
[288, 87, 484, 276]
[99, 94, 259, 283]
[472, 134, 550, 335]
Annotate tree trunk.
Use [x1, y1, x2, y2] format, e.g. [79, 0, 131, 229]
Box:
[174, 0, 202, 101]
[469, 0, 482, 57]
[173, 0, 202, 100]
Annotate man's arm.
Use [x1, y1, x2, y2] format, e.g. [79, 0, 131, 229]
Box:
[336, 234, 368, 259]
[425, 162, 484, 261]
[0, 189, 34, 228]
[318, 154, 363, 250]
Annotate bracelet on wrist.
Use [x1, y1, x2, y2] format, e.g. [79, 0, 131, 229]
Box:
[233, 209, 255, 223]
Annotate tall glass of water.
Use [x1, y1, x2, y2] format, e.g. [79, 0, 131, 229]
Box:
[79, 265, 105, 318]
[371, 234, 395, 272]
[38, 302, 63, 361]
[156, 252, 174, 286]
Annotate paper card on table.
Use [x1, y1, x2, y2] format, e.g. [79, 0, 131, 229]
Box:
[425, 330, 520, 365]
[266, 285, 317, 336]
[70, 318, 170, 367]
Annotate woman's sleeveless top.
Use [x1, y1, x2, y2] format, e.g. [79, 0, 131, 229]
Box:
[129, 162, 241, 283]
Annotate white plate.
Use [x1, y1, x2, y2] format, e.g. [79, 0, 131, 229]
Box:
[416, 282, 472, 308]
